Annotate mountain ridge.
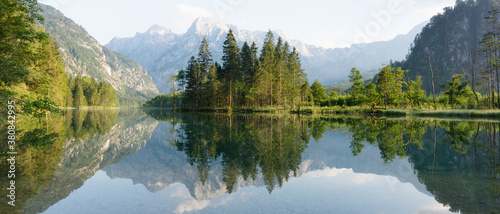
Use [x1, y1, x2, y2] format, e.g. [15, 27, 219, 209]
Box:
[106, 17, 426, 93]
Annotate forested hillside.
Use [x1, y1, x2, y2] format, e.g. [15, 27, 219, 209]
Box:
[401, 0, 498, 94]
[38, 4, 159, 106]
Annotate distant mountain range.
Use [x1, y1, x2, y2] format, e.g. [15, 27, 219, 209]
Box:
[39, 4, 159, 105]
[106, 17, 426, 93]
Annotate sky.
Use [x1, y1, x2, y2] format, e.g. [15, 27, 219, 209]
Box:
[39, 0, 456, 48]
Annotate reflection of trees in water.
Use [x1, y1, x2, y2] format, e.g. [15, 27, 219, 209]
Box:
[0, 110, 118, 213]
[153, 110, 500, 212]
[170, 113, 310, 193]
[327, 117, 500, 214]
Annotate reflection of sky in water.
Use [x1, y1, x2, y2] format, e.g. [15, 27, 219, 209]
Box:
[43, 168, 452, 214]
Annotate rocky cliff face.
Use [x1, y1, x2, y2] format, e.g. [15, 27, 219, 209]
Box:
[39, 4, 159, 104]
[106, 17, 424, 93]
[402, 0, 498, 93]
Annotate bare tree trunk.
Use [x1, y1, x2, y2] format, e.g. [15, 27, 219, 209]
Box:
[470, 50, 480, 104]
[428, 53, 437, 110]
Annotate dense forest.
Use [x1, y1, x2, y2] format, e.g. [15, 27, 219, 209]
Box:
[146, 30, 308, 110]
[1, 0, 117, 116]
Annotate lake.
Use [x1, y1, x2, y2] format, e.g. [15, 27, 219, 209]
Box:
[2, 109, 500, 213]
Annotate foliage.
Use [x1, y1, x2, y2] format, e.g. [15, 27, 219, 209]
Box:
[310, 80, 326, 106]
[440, 74, 470, 107]
[173, 30, 307, 110]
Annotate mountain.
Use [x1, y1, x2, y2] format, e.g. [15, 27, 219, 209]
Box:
[38, 4, 159, 105]
[106, 17, 425, 93]
[401, 0, 498, 94]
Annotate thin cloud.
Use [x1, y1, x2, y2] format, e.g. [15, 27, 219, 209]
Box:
[173, 3, 214, 30]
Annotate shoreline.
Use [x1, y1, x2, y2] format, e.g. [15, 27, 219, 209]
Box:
[142, 106, 500, 120]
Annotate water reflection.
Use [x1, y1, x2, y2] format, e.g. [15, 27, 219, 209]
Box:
[143, 111, 500, 213]
[0, 109, 157, 214]
[2, 109, 500, 213]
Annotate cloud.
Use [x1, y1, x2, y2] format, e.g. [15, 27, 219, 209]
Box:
[416, 202, 452, 214]
[350, 173, 376, 185]
[173, 3, 214, 31]
[176, 3, 213, 19]
[175, 199, 211, 214]
[305, 168, 351, 178]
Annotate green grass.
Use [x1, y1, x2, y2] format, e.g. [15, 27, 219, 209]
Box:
[141, 105, 500, 119]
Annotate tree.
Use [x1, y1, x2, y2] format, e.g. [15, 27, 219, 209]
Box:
[404, 76, 426, 107]
[221, 29, 240, 107]
[198, 37, 213, 74]
[441, 74, 469, 107]
[377, 65, 394, 109]
[258, 30, 276, 107]
[310, 80, 326, 106]
[363, 83, 379, 105]
[73, 77, 85, 107]
[205, 63, 220, 108]
[288, 47, 306, 109]
[0, 0, 44, 87]
[348, 67, 364, 105]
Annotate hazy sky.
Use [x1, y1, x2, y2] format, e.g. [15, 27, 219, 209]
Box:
[39, 0, 456, 48]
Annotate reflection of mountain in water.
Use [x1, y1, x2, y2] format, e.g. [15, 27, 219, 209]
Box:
[22, 110, 159, 214]
[103, 121, 430, 201]
[104, 114, 500, 213]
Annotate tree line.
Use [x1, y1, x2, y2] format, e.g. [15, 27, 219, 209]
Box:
[66, 75, 117, 107]
[172, 30, 308, 110]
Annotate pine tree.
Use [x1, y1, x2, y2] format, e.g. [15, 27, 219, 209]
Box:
[258, 30, 276, 107]
[275, 37, 285, 108]
[221, 29, 240, 107]
[206, 63, 220, 108]
[288, 47, 305, 109]
[198, 37, 213, 75]
[73, 76, 85, 106]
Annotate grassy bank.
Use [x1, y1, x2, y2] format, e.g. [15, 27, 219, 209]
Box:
[145, 106, 500, 120]
[59, 106, 120, 110]
[381, 109, 500, 119]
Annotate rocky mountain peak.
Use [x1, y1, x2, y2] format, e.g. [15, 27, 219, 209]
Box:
[187, 17, 229, 35]
[146, 24, 174, 35]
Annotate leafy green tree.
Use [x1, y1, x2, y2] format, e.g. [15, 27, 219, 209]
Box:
[0, 0, 44, 87]
[377, 65, 394, 109]
[441, 74, 469, 107]
[348, 67, 364, 105]
[310, 80, 326, 106]
[404, 76, 426, 107]
[363, 83, 379, 104]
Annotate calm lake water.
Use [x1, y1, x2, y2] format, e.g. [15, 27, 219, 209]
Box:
[2, 109, 500, 213]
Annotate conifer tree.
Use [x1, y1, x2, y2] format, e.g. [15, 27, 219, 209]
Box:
[221, 29, 240, 107]
[258, 30, 276, 107]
